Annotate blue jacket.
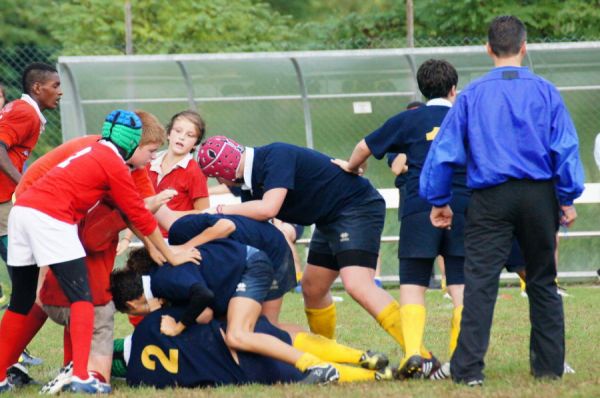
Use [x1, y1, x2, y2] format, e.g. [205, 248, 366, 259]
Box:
[420, 66, 584, 206]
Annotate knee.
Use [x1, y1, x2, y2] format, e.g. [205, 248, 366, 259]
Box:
[301, 275, 330, 299]
[344, 279, 374, 303]
[224, 328, 251, 351]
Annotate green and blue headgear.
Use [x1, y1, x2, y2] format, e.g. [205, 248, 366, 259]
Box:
[101, 110, 142, 160]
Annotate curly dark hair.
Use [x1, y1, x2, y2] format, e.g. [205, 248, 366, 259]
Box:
[416, 59, 458, 100]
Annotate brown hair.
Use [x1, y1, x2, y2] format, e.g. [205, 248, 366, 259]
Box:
[166, 110, 206, 150]
[135, 110, 167, 147]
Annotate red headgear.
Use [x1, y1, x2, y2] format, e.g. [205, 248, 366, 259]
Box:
[198, 136, 244, 181]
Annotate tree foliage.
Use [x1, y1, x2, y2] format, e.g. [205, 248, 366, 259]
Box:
[39, 0, 298, 54]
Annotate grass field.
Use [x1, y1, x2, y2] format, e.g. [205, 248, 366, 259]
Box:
[1, 277, 598, 397]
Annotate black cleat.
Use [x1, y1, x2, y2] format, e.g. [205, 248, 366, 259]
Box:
[422, 353, 441, 379]
[300, 364, 340, 385]
[7, 364, 35, 387]
[429, 362, 451, 380]
[397, 355, 423, 379]
[359, 350, 389, 371]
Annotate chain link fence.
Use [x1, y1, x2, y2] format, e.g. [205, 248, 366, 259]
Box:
[2, 36, 600, 278]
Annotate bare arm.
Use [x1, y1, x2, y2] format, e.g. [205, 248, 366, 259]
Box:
[331, 139, 372, 175]
[0, 144, 21, 184]
[390, 153, 408, 176]
[218, 188, 287, 221]
[193, 197, 210, 211]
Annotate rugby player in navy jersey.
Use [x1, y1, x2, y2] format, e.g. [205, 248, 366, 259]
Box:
[166, 212, 296, 324]
[196, 136, 407, 376]
[111, 307, 394, 387]
[111, 240, 393, 384]
[333, 59, 469, 379]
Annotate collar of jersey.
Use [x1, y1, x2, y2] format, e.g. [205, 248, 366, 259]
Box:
[426, 98, 452, 108]
[242, 146, 255, 192]
[20, 94, 47, 133]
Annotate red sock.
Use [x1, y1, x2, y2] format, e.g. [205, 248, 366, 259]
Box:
[20, 303, 48, 346]
[63, 327, 73, 366]
[0, 310, 28, 380]
[69, 301, 94, 380]
[89, 370, 106, 383]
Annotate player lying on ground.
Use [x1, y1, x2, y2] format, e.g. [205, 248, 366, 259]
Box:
[111, 244, 393, 384]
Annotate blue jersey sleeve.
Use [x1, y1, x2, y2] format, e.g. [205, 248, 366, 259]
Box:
[365, 114, 408, 160]
[168, 214, 220, 245]
[549, 89, 585, 205]
[420, 95, 468, 206]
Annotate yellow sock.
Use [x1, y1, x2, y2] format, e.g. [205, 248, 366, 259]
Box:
[294, 352, 324, 372]
[293, 332, 362, 364]
[333, 363, 378, 383]
[376, 300, 405, 349]
[376, 301, 431, 358]
[296, 271, 303, 283]
[448, 305, 463, 357]
[305, 303, 336, 339]
[441, 277, 447, 293]
[520, 278, 526, 293]
[399, 304, 426, 361]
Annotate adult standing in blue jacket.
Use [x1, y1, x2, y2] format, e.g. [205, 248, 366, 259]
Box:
[420, 15, 584, 386]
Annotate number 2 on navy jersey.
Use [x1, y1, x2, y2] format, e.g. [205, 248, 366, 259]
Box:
[57, 146, 92, 168]
[141, 345, 179, 374]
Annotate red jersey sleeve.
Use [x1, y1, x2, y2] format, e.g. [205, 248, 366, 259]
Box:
[103, 157, 157, 236]
[0, 101, 37, 149]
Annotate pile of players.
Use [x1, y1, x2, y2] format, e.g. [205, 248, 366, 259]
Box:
[0, 14, 581, 394]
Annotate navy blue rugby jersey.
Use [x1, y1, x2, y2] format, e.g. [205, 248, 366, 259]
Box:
[127, 308, 303, 388]
[366, 105, 470, 216]
[169, 213, 290, 271]
[244, 143, 375, 226]
[150, 239, 249, 317]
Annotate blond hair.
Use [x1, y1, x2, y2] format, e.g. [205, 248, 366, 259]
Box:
[135, 110, 166, 146]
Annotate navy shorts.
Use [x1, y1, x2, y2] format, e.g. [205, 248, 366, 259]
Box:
[307, 189, 385, 270]
[399, 211, 465, 258]
[268, 250, 296, 300]
[505, 239, 526, 273]
[234, 248, 275, 304]
[400, 256, 464, 286]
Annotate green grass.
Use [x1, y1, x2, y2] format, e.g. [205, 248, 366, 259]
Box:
[1, 278, 599, 397]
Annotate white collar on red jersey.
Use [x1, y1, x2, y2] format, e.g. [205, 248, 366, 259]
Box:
[20, 94, 47, 134]
[149, 150, 193, 179]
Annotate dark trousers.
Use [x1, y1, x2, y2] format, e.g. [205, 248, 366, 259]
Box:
[451, 180, 564, 382]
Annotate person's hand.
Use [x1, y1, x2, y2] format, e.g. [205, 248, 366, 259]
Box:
[430, 205, 453, 229]
[169, 247, 202, 266]
[560, 205, 577, 227]
[116, 237, 131, 256]
[156, 188, 178, 204]
[330, 158, 363, 175]
[148, 245, 167, 265]
[160, 315, 185, 336]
